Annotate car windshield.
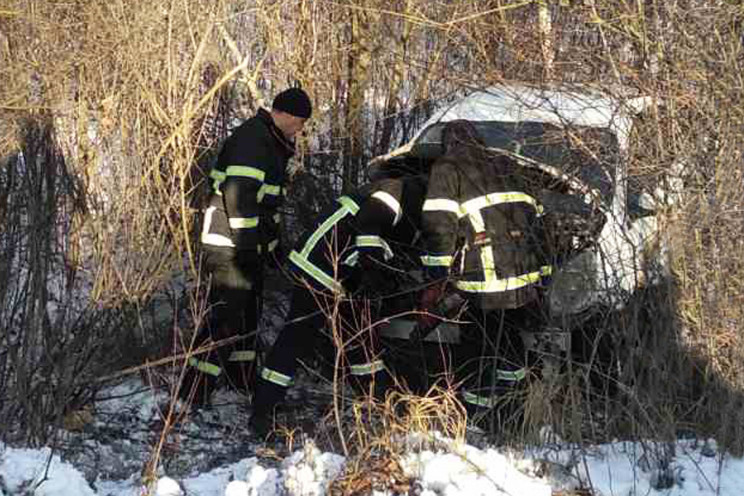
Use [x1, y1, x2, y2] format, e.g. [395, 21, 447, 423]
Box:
[415, 121, 620, 204]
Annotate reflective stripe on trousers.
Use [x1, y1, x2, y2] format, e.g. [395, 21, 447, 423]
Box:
[228, 350, 257, 362]
[260, 367, 294, 387]
[349, 359, 385, 377]
[188, 357, 222, 377]
[462, 367, 527, 408]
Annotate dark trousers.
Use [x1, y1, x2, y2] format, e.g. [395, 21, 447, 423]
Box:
[179, 247, 260, 405]
[253, 284, 389, 418]
[455, 300, 544, 418]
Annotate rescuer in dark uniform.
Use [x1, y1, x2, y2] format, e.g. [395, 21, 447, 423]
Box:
[418, 120, 551, 430]
[249, 175, 427, 436]
[179, 88, 312, 407]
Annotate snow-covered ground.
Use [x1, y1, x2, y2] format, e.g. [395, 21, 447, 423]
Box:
[2, 377, 743, 496]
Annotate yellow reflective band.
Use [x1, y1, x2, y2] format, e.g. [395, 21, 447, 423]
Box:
[228, 350, 257, 362]
[210, 169, 227, 194]
[371, 191, 402, 225]
[267, 239, 279, 252]
[421, 254, 453, 267]
[456, 265, 552, 293]
[188, 357, 222, 377]
[423, 198, 463, 217]
[273, 213, 281, 224]
[289, 250, 346, 294]
[354, 235, 394, 260]
[225, 165, 265, 182]
[463, 391, 499, 408]
[290, 196, 359, 294]
[461, 192, 543, 216]
[209, 169, 226, 181]
[496, 367, 527, 382]
[261, 367, 293, 387]
[342, 250, 359, 267]
[337, 195, 360, 213]
[257, 183, 282, 203]
[300, 196, 359, 258]
[468, 210, 486, 233]
[229, 217, 259, 229]
[350, 359, 385, 376]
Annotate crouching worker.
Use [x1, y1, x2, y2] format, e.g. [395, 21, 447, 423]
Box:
[418, 120, 551, 433]
[249, 175, 427, 436]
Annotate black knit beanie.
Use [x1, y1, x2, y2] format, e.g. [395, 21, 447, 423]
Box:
[272, 88, 312, 119]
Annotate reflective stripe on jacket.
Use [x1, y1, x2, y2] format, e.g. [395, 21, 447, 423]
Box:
[201, 109, 294, 258]
[422, 148, 550, 309]
[289, 176, 426, 294]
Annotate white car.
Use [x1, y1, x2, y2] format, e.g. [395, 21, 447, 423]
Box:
[369, 83, 672, 344]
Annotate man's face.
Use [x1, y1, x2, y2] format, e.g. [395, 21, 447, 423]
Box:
[273, 111, 308, 140]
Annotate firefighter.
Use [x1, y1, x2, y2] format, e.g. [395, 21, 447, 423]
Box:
[179, 88, 312, 408]
[417, 119, 551, 430]
[249, 175, 427, 436]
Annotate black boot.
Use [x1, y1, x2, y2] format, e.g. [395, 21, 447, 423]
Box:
[249, 376, 288, 439]
[223, 351, 259, 399]
[178, 363, 219, 409]
[351, 371, 393, 403]
[461, 382, 524, 435]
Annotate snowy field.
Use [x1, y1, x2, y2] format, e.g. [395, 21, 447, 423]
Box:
[2, 378, 744, 496]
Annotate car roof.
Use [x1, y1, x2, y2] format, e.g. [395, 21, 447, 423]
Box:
[370, 83, 652, 167]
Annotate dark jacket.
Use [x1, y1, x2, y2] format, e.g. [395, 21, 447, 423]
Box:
[421, 144, 550, 310]
[201, 108, 295, 268]
[288, 176, 427, 294]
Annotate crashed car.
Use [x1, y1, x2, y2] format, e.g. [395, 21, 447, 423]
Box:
[368, 83, 671, 360]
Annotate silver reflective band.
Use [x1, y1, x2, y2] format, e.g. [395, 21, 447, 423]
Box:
[423, 198, 463, 217]
[261, 367, 293, 387]
[371, 191, 402, 225]
[350, 359, 385, 376]
[228, 350, 257, 362]
[496, 367, 527, 382]
[201, 206, 236, 247]
[463, 391, 499, 408]
[188, 357, 222, 377]
[421, 254, 453, 267]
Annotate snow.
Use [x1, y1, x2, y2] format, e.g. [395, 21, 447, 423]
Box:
[2, 378, 744, 496]
[3, 437, 743, 496]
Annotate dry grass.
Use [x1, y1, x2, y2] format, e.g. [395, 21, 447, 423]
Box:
[0, 0, 743, 487]
[328, 385, 466, 496]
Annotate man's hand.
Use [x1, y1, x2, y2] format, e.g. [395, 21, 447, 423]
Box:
[416, 282, 445, 329]
[356, 254, 398, 298]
